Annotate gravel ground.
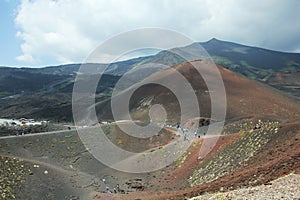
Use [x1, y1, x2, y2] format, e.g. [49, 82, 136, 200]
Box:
[0, 156, 29, 199]
[190, 173, 300, 200]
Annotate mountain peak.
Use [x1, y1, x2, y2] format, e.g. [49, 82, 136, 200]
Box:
[208, 38, 220, 42]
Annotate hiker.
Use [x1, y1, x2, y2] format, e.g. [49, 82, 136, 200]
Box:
[106, 186, 110, 193]
[181, 127, 184, 133]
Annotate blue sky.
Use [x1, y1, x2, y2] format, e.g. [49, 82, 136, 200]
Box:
[0, 0, 22, 66]
[1, 0, 300, 67]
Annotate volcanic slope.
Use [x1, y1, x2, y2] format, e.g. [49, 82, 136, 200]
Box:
[1, 61, 300, 200]
[103, 60, 300, 122]
[91, 61, 300, 200]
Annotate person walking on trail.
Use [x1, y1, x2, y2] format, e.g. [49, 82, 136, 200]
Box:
[114, 184, 120, 193]
[106, 186, 111, 193]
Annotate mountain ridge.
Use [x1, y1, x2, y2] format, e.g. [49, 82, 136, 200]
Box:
[0, 39, 300, 121]
[2, 37, 299, 98]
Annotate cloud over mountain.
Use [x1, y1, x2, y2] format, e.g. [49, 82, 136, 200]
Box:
[15, 0, 300, 64]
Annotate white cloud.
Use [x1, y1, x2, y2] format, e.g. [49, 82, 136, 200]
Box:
[202, 0, 300, 51]
[15, 0, 300, 65]
[16, 54, 34, 62]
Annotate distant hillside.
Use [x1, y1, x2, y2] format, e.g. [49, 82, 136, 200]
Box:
[1, 39, 300, 121]
[98, 60, 300, 123]
[136, 38, 300, 98]
[0, 65, 121, 98]
[201, 38, 300, 71]
[1, 38, 299, 99]
[163, 38, 300, 98]
[200, 39, 300, 98]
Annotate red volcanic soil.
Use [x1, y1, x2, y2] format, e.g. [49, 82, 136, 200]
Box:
[148, 133, 241, 192]
[88, 61, 300, 200]
[89, 120, 300, 200]
[125, 60, 300, 122]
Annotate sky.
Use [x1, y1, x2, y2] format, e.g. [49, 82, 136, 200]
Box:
[1, 0, 300, 67]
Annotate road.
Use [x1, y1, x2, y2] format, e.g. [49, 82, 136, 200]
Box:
[0, 128, 84, 140]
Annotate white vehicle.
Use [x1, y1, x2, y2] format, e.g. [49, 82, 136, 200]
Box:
[19, 118, 27, 122]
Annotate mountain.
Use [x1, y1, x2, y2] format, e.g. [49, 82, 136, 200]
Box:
[93, 60, 300, 200]
[202, 38, 300, 70]
[97, 60, 300, 123]
[1, 53, 300, 199]
[1, 38, 300, 99]
[153, 38, 300, 98]
[200, 38, 300, 98]
[1, 60, 299, 199]
[1, 39, 300, 121]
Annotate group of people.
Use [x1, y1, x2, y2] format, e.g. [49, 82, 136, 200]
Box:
[15, 130, 24, 136]
[103, 178, 124, 194]
[175, 123, 199, 141]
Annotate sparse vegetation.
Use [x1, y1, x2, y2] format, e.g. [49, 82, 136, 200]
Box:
[0, 156, 29, 199]
[189, 119, 280, 187]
